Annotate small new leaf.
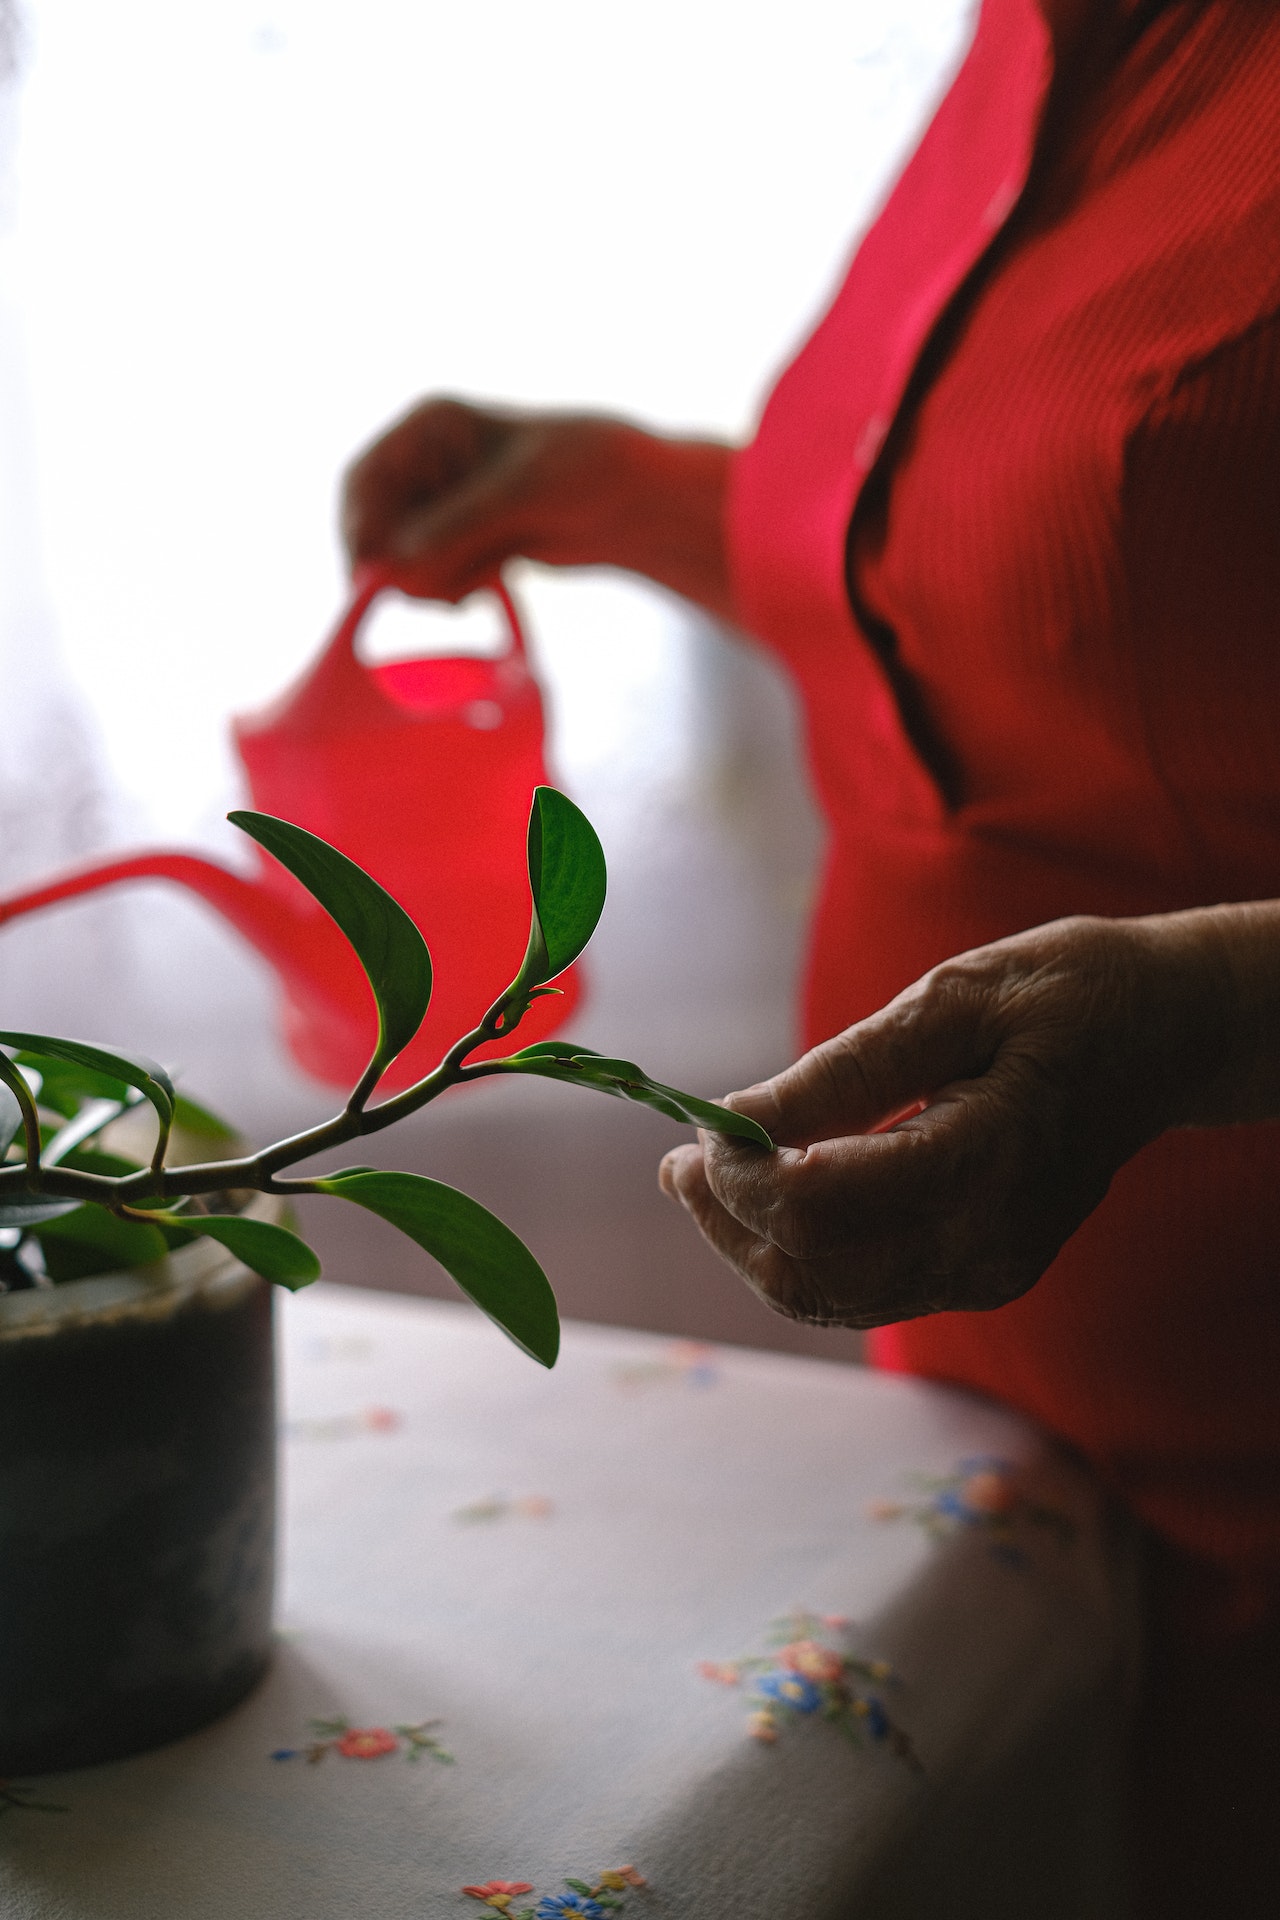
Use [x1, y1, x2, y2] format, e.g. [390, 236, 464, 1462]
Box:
[315, 1170, 559, 1366]
[509, 787, 606, 999]
[506, 1045, 774, 1148]
[229, 811, 432, 1088]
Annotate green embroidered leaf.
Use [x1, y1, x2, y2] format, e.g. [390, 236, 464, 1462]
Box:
[506, 1045, 774, 1148]
[512, 787, 607, 990]
[0, 1032, 174, 1145]
[147, 1212, 322, 1291]
[229, 810, 432, 1085]
[315, 1170, 559, 1367]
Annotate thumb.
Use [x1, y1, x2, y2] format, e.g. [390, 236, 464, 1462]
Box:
[720, 968, 1000, 1149]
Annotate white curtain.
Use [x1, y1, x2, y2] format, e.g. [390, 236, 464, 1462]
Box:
[0, 0, 968, 1135]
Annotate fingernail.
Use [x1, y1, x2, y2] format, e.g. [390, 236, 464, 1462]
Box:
[721, 1083, 771, 1118]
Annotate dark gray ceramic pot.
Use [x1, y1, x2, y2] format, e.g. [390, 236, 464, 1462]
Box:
[0, 1220, 276, 1773]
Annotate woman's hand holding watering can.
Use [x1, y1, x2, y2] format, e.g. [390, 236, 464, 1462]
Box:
[342, 397, 735, 619]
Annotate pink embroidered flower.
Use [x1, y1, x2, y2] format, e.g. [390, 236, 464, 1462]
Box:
[335, 1726, 398, 1759]
[462, 1883, 535, 1909]
[697, 1660, 741, 1686]
[821, 1614, 850, 1630]
[599, 1867, 646, 1889]
[867, 1499, 906, 1522]
[362, 1406, 402, 1433]
[777, 1639, 844, 1684]
[747, 1708, 779, 1743]
[959, 1469, 1018, 1517]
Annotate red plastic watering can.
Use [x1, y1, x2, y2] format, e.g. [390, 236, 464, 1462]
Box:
[0, 573, 583, 1091]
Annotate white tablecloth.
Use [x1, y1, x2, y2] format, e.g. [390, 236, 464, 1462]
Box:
[1, 1284, 1141, 1919]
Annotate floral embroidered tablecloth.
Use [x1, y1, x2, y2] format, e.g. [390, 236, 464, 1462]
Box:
[0, 1285, 1140, 1919]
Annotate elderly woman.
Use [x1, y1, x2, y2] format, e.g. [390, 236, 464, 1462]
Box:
[344, 0, 1280, 1905]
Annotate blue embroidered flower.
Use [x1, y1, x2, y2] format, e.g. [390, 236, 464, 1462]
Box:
[534, 1897, 607, 1918]
[756, 1669, 823, 1713]
[863, 1698, 890, 1742]
[270, 1748, 301, 1761]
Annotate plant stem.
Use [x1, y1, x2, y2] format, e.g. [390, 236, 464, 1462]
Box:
[0, 986, 537, 1210]
[0, 1053, 44, 1181]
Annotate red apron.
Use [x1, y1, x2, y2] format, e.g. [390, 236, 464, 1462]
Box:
[725, 0, 1280, 1595]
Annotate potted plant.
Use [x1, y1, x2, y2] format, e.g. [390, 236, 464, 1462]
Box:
[0, 788, 769, 1775]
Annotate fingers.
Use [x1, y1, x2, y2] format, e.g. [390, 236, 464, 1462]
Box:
[656, 927, 1148, 1328]
[658, 1133, 963, 1327]
[720, 960, 1001, 1150]
[377, 457, 531, 601]
[658, 1143, 837, 1322]
[701, 1104, 962, 1265]
[341, 398, 516, 599]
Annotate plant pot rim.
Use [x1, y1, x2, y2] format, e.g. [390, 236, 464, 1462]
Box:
[0, 1192, 283, 1345]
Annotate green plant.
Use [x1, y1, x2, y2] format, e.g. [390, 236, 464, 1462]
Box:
[0, 788, 771, 1365]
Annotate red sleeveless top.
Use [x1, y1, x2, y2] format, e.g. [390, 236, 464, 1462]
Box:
[726, 0, 1280, 1595]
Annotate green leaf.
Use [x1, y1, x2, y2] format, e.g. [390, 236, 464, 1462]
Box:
[172, 1093, 238, 1142]
[507, 1045, 774, 1148]
[14, 1049, 131, 1117]
[35, 1205, 169, 1279]
[54, 1146, 143, 1180]
[229, 811, 432, 1086]
[0, 1033, 174, 1143]
[510, 1041, 604, 1060]
[0, 1082, 22, 1159]
[314, 1170, 559, 1366]
[147, 1212, 322, 1291]
[0, 1050, 40, 1172]
[514, 787, 607, 989]
[0, 1196, 81, 1229]
[42, 1098, 131, 1168]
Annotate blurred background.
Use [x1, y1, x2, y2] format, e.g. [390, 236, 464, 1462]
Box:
[0, 0, 970, 1354]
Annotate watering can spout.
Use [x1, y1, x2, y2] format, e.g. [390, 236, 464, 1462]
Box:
[0, 573, 582, 1091]
[0, 850, 311, 956]
[0, 849, 375, 1088]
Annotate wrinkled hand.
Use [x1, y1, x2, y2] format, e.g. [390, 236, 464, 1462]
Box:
[342, 397, 733, 615]
[660, 914, 1230, 1328]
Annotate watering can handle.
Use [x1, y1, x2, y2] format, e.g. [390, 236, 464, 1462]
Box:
[268, 567, 530, 730]
[344, 564, 528, 662]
